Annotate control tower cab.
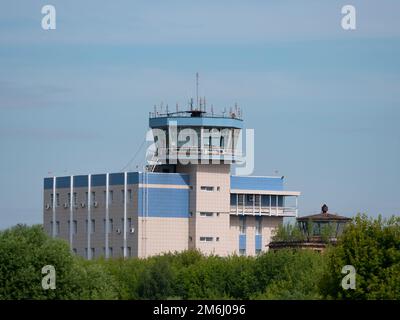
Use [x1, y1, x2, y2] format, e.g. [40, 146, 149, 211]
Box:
[148, 104, 244, 173]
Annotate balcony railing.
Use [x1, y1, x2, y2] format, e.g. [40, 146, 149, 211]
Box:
[230, 206, 298, 217]
[149, 146, 243, 162]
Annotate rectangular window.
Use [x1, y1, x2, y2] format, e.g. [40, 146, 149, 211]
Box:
[91, 248, 95, 258]
[103, 190, 106, 204]
[109, 247, 113, 257]
[50, 193, 54, 205]
[239, 249, 246, 256]
[73, 248, 77, 254]
[246, 194, 254, 204]
[128, 189, 133, 202]
[68, 220, 76, 234]
[121, 190, 125, 203]
[200, 186, 214, 192]
[239, 215, 246, 234]
[199, 236, 213, 242]
[109, 219, 113, 232]
[91, 191, 96, 204]
[73, 192, 77, 206]
[128, 218, 132, 229]
[91, 219, 95, 234]
[271, 195, 277, 207]
[238, 194, 245, 206]
[278, 195, 284, 207]
[255, 216, 262, 235]
[85, 192, 88, 204]
[109, 190, 113, 204]
[200, 212, 213, 217]
[127, 247, 131, 257]
[67, 193, 71, 204]
[230, 194, 237, 205]
[255, 249, 262, 255]
[56, 221, 60, 235]
[261, 195, 270, 207]
[313, 223, 321, 236]
[56, 193, 60, 207]
[203, 134, 211, 147]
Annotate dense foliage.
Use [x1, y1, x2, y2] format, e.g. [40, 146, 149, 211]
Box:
[320, 214, 400, 299]
[272, 222, 307, 242]
[0, 214, 399, 300]
[0, 224, 118, 299]
[272, 220, 339, 243]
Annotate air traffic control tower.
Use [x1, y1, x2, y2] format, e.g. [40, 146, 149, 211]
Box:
[43, 103, 300, 259]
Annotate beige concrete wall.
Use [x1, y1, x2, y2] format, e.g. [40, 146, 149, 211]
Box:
[194, 164, 231, 213]
[176, 164, 197, 250]
[195, 165, 231, 255]
[137, 217, 188, 258]
[261, 216, 282, 252]
[227, 215, 283, 256]
[177, 164, 231, 255]
[194, 212, 232, 256]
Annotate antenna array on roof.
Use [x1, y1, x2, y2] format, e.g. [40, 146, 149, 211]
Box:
[148, 74, 242, 119]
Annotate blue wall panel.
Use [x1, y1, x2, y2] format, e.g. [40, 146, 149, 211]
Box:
[149, 116, 243, 129]
[138, 187, 189, 218]
[231, 176, 284, 191]
[56, 176, 70, 189]
[239, 234, 246, 250]
[140, 173, 189, 186]
[44, 177, 53, 190]
[255, 235, 262, 250]
[44, 172, 189, 189]
[91, 174, 106, 187]
[73, 175, 88, 188]
[128, 172, 139, 184]
[109, 173, 124, 185]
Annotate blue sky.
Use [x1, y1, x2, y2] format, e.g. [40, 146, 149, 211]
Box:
[0, 0, 399, 229]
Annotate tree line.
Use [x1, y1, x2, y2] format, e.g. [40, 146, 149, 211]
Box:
[0, 214, 399, 300]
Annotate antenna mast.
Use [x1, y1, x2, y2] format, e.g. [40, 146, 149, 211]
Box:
[196, 72, 199, 109]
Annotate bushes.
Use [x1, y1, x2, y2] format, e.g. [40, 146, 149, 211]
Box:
[272, 223, 306, 242]
[1, 215, 399, 300]
[0, 224, 119, 299]
[253, 249, 325, 299]
[72, 260, 119, 299]
[320, 214, 400, 299]
[137, 257, 175, 299]
[0, 224, 81, 299]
